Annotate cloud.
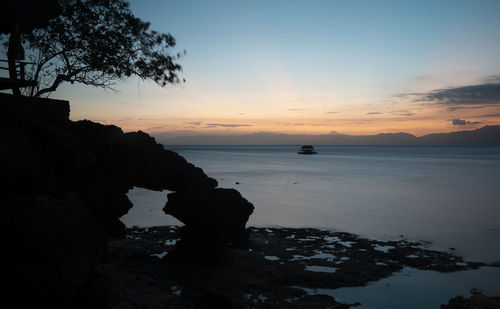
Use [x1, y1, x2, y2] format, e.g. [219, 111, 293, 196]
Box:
[392, 92, 421, 99]
[483, 75, 500, 83]
[187, 121, 202, 126]
[421, 83, 500, 105]
[391, 109, 414, 116]
[288, 108, 311, 111]
[366, 112, 382, 115]
[325, 111, 339, 114]
[204, 123, 253, 128]
[446, 105, 488, 111]
[147, 126, 166, 130]
[451, 119, 481, 126]
[473, 113, 500, 118]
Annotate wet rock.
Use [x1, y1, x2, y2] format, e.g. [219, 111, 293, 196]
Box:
[441, 293, 500, 309]
[109, 226, 489, 308]
[164, 188, 254, 260]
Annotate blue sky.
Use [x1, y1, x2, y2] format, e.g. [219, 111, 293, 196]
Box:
[53, 0, 500, 136]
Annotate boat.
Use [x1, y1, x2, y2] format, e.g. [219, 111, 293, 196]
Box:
[298, 145, 317, 154]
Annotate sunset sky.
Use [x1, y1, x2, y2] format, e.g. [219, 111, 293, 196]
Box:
[53, 0, 500, 138]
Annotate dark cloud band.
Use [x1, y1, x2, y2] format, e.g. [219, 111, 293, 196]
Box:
[205, 123, 253, 128]
[423, 83, 500, 105]
[451, 118, 481, 126]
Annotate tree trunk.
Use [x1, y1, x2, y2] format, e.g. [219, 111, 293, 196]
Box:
[7, 25, 22, 96]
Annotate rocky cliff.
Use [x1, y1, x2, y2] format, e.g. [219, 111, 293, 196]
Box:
[0, 93, 254, 308]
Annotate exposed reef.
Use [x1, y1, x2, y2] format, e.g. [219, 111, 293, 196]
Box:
[105, 226, 492, 308]
[441, 292, 500, 309]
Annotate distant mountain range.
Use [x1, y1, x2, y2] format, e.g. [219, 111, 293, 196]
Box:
[154, 125, 500, 145]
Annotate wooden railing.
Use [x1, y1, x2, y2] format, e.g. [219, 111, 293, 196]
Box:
[0, 59, 37, 91]
[0, 59, 36, 80]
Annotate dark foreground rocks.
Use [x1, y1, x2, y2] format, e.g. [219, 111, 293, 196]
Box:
[441, 292, 500, 309]
[0, 94, 253, 308]
[104, 226, 496, 308]
[1, 193, 108, 308]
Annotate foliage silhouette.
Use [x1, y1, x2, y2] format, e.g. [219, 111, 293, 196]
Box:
[19, 0, 184, 97]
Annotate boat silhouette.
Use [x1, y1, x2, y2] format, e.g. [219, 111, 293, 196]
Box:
[298, 145, 317, 154]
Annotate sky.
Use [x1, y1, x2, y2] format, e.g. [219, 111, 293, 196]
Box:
[52, 0, 500, 138]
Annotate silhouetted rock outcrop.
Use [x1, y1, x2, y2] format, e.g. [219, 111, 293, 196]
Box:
[0, 93, 253, 307]
[164, 187, 254, 261]
[0, 93, 223, 235]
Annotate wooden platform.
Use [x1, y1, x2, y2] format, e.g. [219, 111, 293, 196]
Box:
[0, 77, 37, 90]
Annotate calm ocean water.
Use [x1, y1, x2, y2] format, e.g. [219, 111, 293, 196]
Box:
[122, 145, 500, 306]
[124, 145, 500, 263]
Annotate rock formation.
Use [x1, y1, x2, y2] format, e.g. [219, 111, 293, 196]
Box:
[0, 93, 254, 307]
[441, 292, 500, 309]
[165, 187, 254, 261]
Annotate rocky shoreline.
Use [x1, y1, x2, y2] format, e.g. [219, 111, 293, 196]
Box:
[103, 225, 497, 308]
[2, 94, 498, 308]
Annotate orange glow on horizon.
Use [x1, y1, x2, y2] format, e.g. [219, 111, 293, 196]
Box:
[66, 75, 500, 138]
[76, 110, 500, 138]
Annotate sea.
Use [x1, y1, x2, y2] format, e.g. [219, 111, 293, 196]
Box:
[122, 145, 500, 307]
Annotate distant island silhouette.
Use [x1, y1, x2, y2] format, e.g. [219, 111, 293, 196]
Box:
[155, 125, 500, 146]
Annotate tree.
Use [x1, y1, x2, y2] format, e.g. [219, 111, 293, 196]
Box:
[0, 0, 62, 95]
[19, 0, 184, 97]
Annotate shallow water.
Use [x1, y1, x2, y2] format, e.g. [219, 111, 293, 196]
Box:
[124, 145, 500, 263]
[122, 187, 180, 227]
[301, 267, 500, 308]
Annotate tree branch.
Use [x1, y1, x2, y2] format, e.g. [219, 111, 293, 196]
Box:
[34, 74, 66, 97]
[30, 51, 65, 97]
